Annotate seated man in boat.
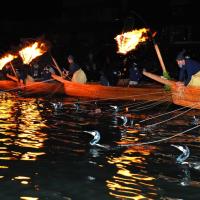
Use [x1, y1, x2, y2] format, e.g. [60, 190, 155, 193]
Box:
[43, 64, 55, 80]
[63, 55, 87, 84]
[99, 70, 110, 86]
[32, 63, 40, 78]
[176, 50, 200, 87]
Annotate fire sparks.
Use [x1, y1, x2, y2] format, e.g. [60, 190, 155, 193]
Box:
[0, 54, 17, 70]
[115, 28, 149, 55]
[19, 42, 48, 65]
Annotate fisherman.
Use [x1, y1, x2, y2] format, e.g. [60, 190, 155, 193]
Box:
[128, 62, 141, 86]
[32, 63, 40, 78]
[43, 64, 55, 80]
[99, 70, 110, 86]
[105, 67, 119, 86]
[63, 55, 87, 84]
[102, 56, 120, 86]
[18, 63, 29, 85]
[176, 50, 200, 86]
[84, 52, 99, 82]
[1, 64, 12, 79]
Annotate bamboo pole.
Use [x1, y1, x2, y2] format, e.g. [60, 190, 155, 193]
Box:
[143, 71, 174, 87]
[150, 33, 171, 85]
[10, 62, 18, 79]
[51, 56, 63, 76]
[152, 40, 167, 73]
[149, 31, 168, 74]
[6, 74, 18, 82]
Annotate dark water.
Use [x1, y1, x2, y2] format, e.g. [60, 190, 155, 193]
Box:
[0, 93, 200, 200]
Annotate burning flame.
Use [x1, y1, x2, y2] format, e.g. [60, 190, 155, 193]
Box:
[115, 28, 149, 55]
[19, 42, 48, 65]
[0, 54, 17, 70]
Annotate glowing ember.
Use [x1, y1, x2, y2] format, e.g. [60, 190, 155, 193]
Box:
[0, 54, 17, 70]
[115, 28, 149, 55]
[19, 42, 48, 65]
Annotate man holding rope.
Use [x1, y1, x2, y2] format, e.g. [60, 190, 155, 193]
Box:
[63, 55, 87, 84]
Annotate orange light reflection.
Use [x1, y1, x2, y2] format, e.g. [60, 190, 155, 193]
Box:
[106, 144, 157, 199]
[20, 197, 39, 200]
[15, 99, 47, 160]
[0, 96, 47, 161]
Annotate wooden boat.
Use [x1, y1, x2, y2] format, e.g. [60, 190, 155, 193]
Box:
[1, 74, 65, 96]
[0, 79, 18, 91]
[143, 71, 200, 109]
[51, 74, 171, 101]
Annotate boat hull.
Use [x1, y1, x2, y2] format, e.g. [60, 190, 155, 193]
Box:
[1, 75, 65, 96]
[143, 71, 200, 109]
[23, 81, 65, 96]
[171, 85, 200, 109]
[52, 74, 170, 101]
[0, 80, 18, 91]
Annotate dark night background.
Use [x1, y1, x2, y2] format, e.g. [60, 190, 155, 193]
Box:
[1, 0, 200, 77]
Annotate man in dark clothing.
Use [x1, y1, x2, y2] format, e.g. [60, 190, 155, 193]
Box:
[66, 55, 80, 78]
[63, 55, 87, 83]
[84, 53, 99, 82]
[99, 70, 110, 86]
[128, 62, 141, 86]
[1, 64, 12, 79]
[18, 64, 29, 85]
[43, 64, 55, 80]
[105, 68, 119, 86]
[176, 50, 200, 86]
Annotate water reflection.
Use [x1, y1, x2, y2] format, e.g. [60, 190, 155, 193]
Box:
[0, 96, 47, 162]
[20, 197, 39, 200]
[0, 95, 48, 199]
[13, 176, 31, 185]
[0, 94, 200, 199]
[106, 145, 158, 199]
[0, 93, 17, 162]
[0, 93, 16, 133]
[15, 99, 47, 160]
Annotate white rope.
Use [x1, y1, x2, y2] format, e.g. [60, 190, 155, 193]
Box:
[140, 106, 187, 123]
[76, 99, 169, 114]
[122, 96, 170, 109]
[131, 99, 170, 112]
[65, 91, 169, 106]
[120, 124, 200, 147]
[105, 95, 171, 112]
[59, 91, 170, 112]
[146, 104, 198, 127]
[59, 95, 170, 114]
[116, 94, 170, 109]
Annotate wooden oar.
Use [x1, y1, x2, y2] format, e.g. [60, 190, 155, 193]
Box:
[150, 32, 170, 79]
[10, 62, 18, 79]
[51, 56, 73, 83]
[6, 74, 18, 82]
[143, 71, 175, 87]
[153, 41, 167, 73]
[51, 56, 63, 76]
[51, 74, 66, 84]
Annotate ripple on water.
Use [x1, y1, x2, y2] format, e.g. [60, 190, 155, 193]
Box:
[0, 94, 200, 199]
